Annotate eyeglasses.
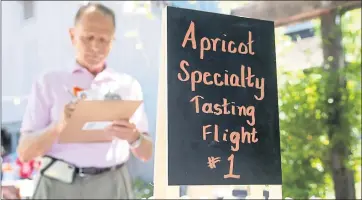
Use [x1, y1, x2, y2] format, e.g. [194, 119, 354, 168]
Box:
[80, 35, 114, 46]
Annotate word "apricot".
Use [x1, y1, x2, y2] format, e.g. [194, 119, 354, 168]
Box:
[182, 21, 255, 60]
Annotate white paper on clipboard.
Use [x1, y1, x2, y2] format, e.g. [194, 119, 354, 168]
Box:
[82, 121, 113, 130]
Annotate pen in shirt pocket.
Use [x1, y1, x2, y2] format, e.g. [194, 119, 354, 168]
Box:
[63, 86, 83, 103]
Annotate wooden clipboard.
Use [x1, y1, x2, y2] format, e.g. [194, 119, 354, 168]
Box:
[58, 100, 142, 143]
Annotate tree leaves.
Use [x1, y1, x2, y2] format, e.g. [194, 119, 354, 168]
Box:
[277, 9, 361, 199]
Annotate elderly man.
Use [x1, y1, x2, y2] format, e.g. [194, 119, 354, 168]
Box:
[17, 3, 153, 199]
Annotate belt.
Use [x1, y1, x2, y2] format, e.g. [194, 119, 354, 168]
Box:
[75, 163, 124, 176]
[43, 156, 124, 176]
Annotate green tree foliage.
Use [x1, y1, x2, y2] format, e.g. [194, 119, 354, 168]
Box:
[133, 177, 154, 199]
[277, 9, 361, 199]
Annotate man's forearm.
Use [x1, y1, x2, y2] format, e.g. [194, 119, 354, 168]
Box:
[131, 135, 153, 162]
[17, 124, 59, 162]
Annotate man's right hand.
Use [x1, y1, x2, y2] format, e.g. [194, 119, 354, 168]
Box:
[55, 101, 79, 133]
[17, 101, 79, 162]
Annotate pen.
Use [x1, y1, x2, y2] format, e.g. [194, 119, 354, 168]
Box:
[63, 86, 78, 103]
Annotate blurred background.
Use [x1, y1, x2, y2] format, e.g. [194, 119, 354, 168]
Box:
[1, 1, 361, 199]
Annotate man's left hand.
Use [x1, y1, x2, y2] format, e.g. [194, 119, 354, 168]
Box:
[105, 120, 140, 143]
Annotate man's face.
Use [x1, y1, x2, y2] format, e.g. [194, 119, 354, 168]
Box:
[69, 8, 115, 70]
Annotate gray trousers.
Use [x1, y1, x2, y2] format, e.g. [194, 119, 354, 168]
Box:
[32, 165, 133, 199]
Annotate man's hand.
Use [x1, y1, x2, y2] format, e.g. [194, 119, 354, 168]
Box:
[105, 120, 153, 161]
[17, 100, 79, 162]
[56, 101, 78, 133]
[104, 120, 140, 143]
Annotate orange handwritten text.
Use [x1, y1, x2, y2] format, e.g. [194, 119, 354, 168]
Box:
[203, 124, 259, 152]
[182, 21, 255, 60]
[224, 154, 240, 179]
[207, 156, 221, 169]
[190, 95, 255, 126]
[178, 60, 265, 100]
[179, 19, 264, 181]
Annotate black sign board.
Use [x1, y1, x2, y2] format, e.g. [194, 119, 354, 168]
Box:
[166, 6, 282, 185]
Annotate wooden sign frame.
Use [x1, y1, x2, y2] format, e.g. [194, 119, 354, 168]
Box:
[153, 7, 180, 198]
[153, 6, 282, 199]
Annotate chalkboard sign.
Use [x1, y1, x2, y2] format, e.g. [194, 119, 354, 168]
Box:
[166, 6, 282, 185]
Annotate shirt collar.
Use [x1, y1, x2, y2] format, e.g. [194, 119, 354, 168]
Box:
[69, 61, 108, 75]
